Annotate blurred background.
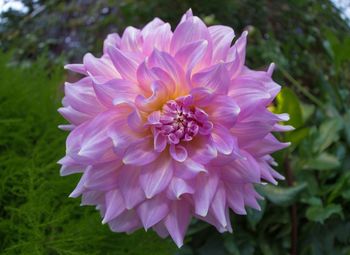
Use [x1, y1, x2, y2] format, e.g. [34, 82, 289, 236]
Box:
[0, 0, 350, 254]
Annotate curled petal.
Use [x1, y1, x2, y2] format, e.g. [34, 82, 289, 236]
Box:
[154, 132, 167, 152]
[170, 144, 188, 162]
[135, 81, 169, 112]
[167, 177, 195, 200]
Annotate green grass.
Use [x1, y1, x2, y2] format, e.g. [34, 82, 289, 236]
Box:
[0, 52, 176, 255]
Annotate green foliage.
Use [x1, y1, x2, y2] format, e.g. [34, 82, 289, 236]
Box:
[0, 53, 175, 255]
[1, 0, 350, 254]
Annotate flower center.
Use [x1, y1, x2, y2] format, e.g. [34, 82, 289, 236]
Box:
[157, 95, 213, 144]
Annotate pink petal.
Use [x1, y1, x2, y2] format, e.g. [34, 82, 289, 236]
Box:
[64, 77, 105, 115]
[243, 134, 290, 157]
[148, 50, 185, 93]
[171, 15, 211, 56]
[140, 155, 173, 199]
[83, 53, 119, 83]
[174, 39, 208, 74]
[136, 61, 157, 93]
[83, 161, 121, 191]
[225, 184, 247, 215]
[190, 87, 215, 107]
[58, 106, 91, 126]
[153, 222, 169, 238]
[207, 95, 240, 128]
[123, 137, 159, 166]
[103, 189, 125, 223]
[109, 209, 142, 233]
[177, 158, 207, 179]
[193, 172, 219, 216]
[211, 124, 236, 155]
[93, 78, 139, 107]
[192, 63, 230, 95]
[141, 18, 165, 37]
[58, 155, 84, 176]
[187, 136, 218, 165]
[120, 26, 142, 53]
[210, 183, 227, 227]
[118, 165, 145, 209]
[137, 195, 169, 229]
[164, 200, 191, 248]
[64, 63, 86, 74]
[227, 31, 247, 79]
[143, 23, 172, 55]
[209, 25, 235, 63]
[103, 33, 121, 54]
[107, 45, 139, 82]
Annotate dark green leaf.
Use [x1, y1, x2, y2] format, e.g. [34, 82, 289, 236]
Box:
[312, 118, 343, 153]
[303, 153, 340, 170]
[306, 204, 343, 223]
[247, 200, 266, 230]
[256, 183, 307, 206]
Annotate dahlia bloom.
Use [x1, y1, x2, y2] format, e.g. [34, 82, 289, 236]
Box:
[58, 9, 292, 247]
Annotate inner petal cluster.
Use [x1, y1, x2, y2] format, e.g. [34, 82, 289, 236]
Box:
[156, 96, 212, 145]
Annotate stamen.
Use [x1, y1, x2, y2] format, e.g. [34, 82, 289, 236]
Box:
[153, 95, 213, 145]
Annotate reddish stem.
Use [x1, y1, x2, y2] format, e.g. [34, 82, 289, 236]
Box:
[284, 154, 297, 255]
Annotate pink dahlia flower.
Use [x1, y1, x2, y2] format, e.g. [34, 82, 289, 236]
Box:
[59, 9, 292, 247]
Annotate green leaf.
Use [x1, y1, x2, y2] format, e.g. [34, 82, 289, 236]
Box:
[285, 127, 309, 150]
[276, 87, 303, 129]
[312, 118, 343, 153]
[303, 153, 340, 170]
[301, 197, 322, 206]
[306, 204, 343, 223]
[344, 110, 350, 145]
[247, 200, 266, 230]
[300, 102, 315, 123]
[256, 183, 307, 206]
[342, 189, 350, 200]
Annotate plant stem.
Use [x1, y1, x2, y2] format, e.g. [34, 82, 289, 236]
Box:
[284, 154, 297, 255]
[279, 66, 325, 110]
